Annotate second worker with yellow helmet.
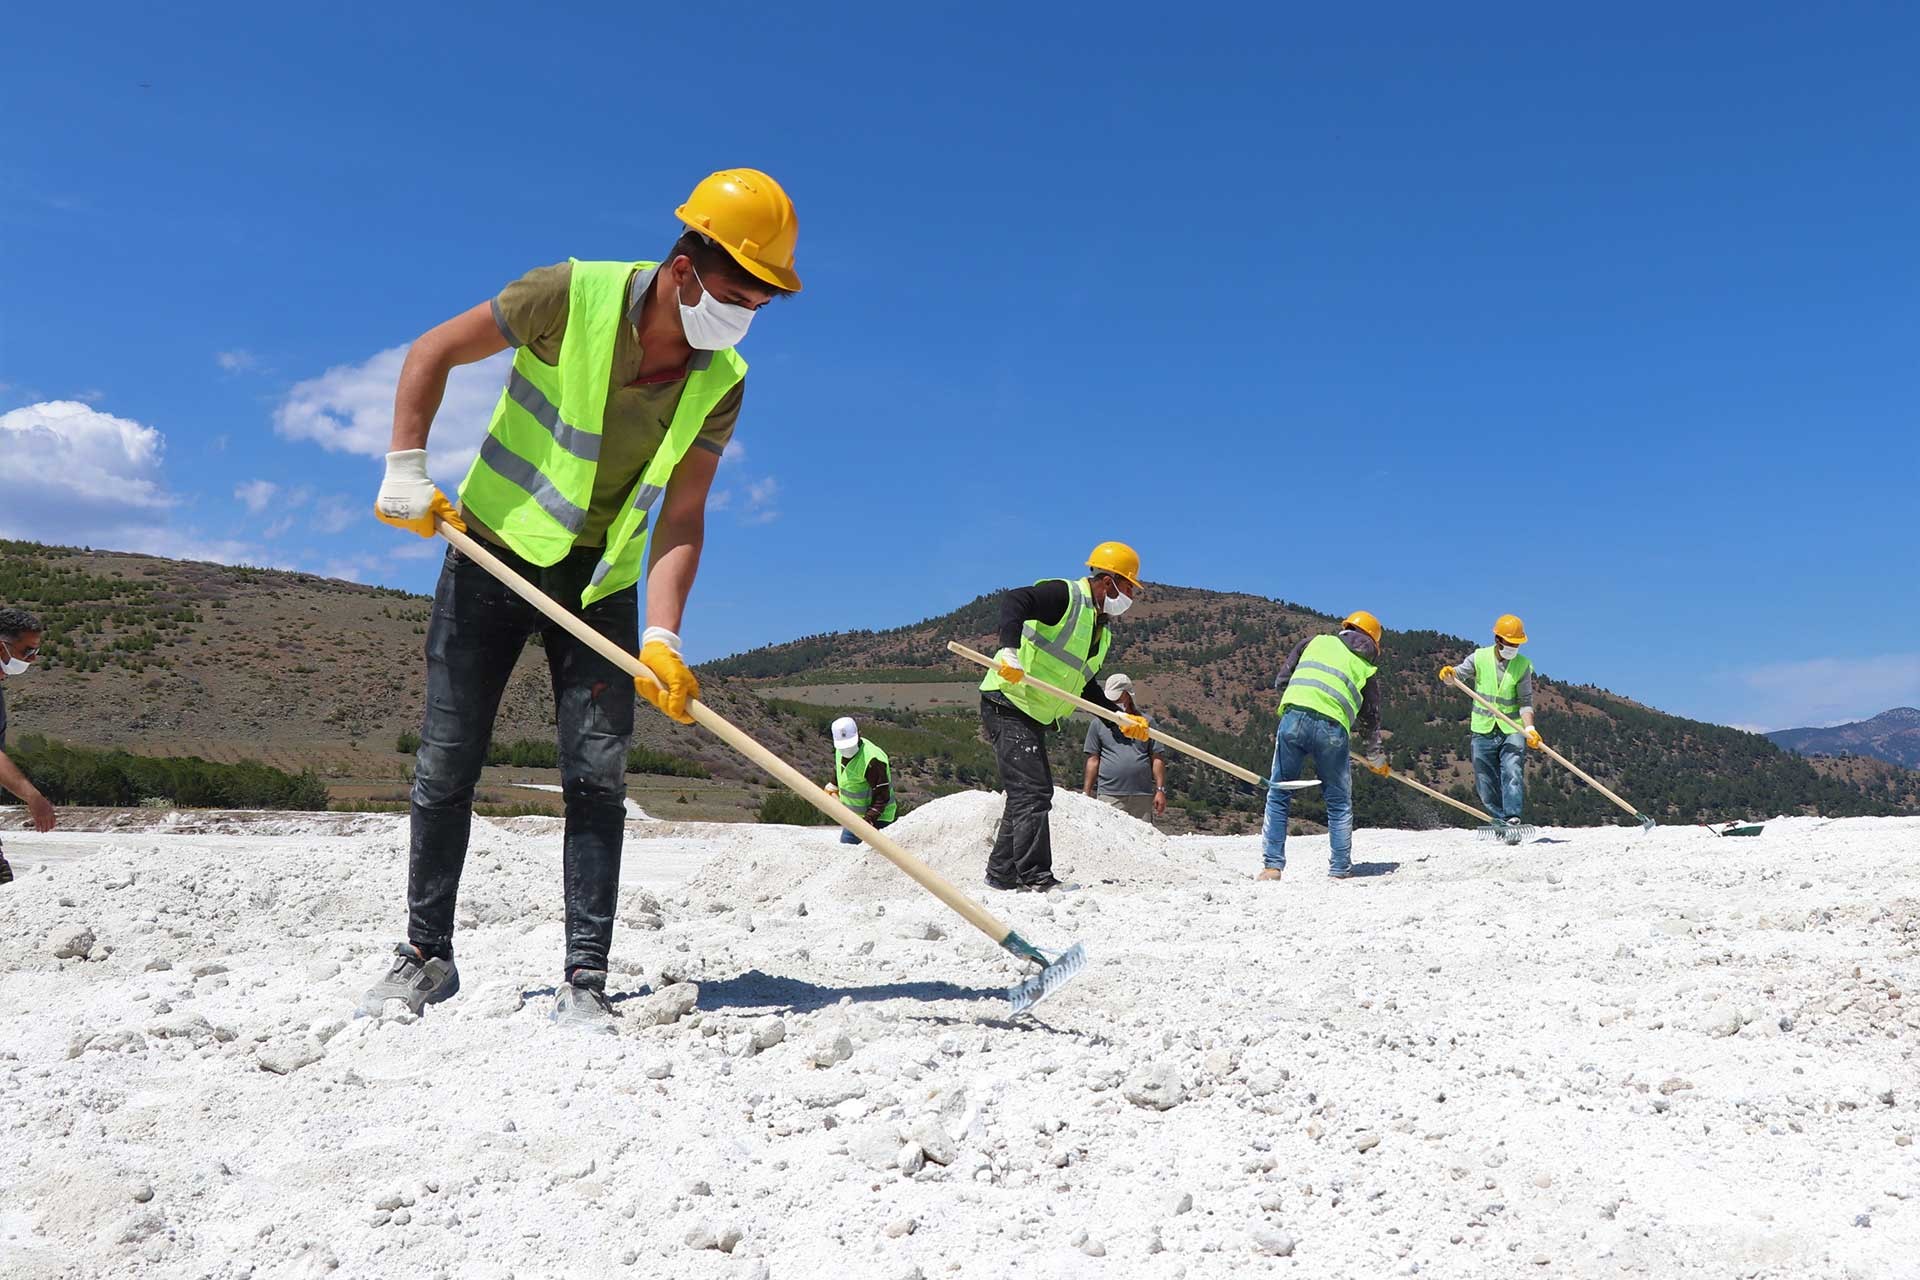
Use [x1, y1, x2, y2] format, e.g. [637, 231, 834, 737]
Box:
[978, 542, 1149, 892]
[1439, 614, 1540, 842]
[1261, 610, 1388, 881]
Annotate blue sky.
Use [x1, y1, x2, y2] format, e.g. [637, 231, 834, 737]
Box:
[3, 3, 1915, 732]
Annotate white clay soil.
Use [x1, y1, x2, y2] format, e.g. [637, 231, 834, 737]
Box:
[1, 793, 1916, 1278]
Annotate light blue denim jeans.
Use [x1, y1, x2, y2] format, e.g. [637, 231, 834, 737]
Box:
[1470, 731, 1526, 823]
[1261, 708, 1353, 874]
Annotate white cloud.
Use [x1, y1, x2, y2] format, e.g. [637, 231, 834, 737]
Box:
[0, 400, 174, 512]
[235, 479, 279, 513]
[74, 388, 107, 404]
[742, 476, 780, 524]
[720, 437, 747, 468]
[216, 349, 258, 373]
[311, 495, 359, 535]
[0, 400, 288, 569]
[1725, 654, 1920, 731]
[275, 344, 510, 484]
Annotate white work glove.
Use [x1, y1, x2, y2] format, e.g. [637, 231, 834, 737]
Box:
[993, 647, 1024, 684]
[374, 449, 463, 537]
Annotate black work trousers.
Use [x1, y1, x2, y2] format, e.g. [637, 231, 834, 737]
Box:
[407, 542, 638, 978]
[981, 695, 1056, 887]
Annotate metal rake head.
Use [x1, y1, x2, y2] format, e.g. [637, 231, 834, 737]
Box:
[1005, 941, 1089, 1016]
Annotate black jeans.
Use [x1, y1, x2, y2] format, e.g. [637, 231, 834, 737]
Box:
[982, 695, 1056, 886]
[408, 542, 638, 978]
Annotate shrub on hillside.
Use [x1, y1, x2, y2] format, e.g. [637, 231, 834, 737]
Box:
[756, 791, 837, 825]
[5, 735, 329, 810]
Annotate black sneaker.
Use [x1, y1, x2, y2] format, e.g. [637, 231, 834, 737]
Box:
[357, 943, 459, 1017]
[1020, 876, 1065, 893]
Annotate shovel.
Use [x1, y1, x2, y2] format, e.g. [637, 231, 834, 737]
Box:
[1447, 676, 1656, 831]
[437, 523, 1087, 1015]
[945, 642, 1319, 792]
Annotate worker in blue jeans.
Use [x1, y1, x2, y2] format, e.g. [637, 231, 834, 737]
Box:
[1260, 611, 1387, 881]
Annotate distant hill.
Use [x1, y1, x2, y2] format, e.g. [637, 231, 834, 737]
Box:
[0, 539, 821, 820]
[5, 539, 1916, 831]
[710, 584, 1920, 830]
[1768, 707, 1920, 770]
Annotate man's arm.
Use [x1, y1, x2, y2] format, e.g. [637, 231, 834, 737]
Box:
[0, 749, 55, 832]
[865, 756, 891, 822]
[1357, 677, 1384, 758]
[1272, 635, 1312, 689]
[996, 581, 1071, 650]
[1151, 754, 1167, 816]
[1517, 669, 1536, 731]
[388, 303, 512, 452]
[1083, 752, 1100, 796]
[645, 448, 722, 636]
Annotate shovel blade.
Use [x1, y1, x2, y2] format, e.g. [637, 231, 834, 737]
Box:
[1006, 942, 1088, 1016]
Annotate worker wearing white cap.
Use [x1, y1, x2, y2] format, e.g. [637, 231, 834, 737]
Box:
[1082, 673, 1167, 822]
[828, 716, 895, 845]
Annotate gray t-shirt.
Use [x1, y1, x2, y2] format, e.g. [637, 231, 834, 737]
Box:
[0, 685, 8, 744]
[1083, 715, 1164, 796]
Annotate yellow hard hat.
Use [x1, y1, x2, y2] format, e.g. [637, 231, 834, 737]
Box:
[1086, 541, 1141, 589]
[1494, 613, 1528, 644]
[1342, 610, 1383, 645]
[675, 168, 802, 292]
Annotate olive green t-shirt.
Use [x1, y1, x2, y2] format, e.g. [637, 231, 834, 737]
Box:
[463, 261, 743, 548]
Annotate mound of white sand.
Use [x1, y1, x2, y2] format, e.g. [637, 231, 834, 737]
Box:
[688, 787, 1238, 908]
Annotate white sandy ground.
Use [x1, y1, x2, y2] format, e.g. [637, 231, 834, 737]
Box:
[1, 794, 1916, 1280]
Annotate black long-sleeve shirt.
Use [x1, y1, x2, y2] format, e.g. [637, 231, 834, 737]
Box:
[989, 580, 1123, 715]
[859, 754, 891, 820]
[1273, 629, 1384, 750]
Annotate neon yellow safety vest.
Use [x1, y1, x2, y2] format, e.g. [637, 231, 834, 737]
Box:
[1278, 633, 1377, 733]
[978, 577, 1112, 727]
[457, 259, 746, 607]
[1470, 645, 1532, 735]
[835, 738, 897, 823]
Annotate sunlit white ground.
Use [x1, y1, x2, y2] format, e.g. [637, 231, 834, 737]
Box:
[1, 797, 1915, 1279]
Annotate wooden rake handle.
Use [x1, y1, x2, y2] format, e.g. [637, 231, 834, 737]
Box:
[1355, 760, 1493, 824]
[946, 641, 1267, 788]
[1446, 676, 1646, 822]
[436, 523, 1020, 949]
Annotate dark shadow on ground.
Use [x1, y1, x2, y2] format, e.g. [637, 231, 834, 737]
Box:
[1343, 861, 1401, 878]
[695, 969, 1004, 1014]
[1528, 838, 1573, 845]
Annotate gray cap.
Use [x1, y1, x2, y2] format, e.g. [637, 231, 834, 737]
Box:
[1102, 673, 1133, 701]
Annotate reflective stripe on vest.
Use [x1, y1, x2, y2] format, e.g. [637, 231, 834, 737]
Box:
[835, 739, 896, 823]
[457, 260, 746, 607]
[1471, 646, 1532, 734]
[978, 577, 1111, 726]
[1278, 633, 1377, 733]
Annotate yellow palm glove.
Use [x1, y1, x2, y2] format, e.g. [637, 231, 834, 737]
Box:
[374, 449, 466, 537]
[1437, 665, 1455, 683]
[634, 631, 699, 724]
[1525, 727, 1544, 750]
[1118, 714, 1151, 742]
[1367, 757, 1391, 777]
[993, 647, 1025, 684]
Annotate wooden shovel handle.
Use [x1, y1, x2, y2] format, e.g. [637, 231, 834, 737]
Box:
[436, 522, 1017, 946]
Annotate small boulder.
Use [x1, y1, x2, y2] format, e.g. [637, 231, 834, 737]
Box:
[50, 926, 96, 960]
[1123, 1063, 1186, 1111]
[258, 1038, 326, 1076]
[1252, 1229, 1296, 1256]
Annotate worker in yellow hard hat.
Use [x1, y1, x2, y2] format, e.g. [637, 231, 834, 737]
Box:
[1438, 614, 1539, 843]
[363, 168, 803, 1031]
[1260, 610, 1387, 882]
[978, 541, 1149, 891]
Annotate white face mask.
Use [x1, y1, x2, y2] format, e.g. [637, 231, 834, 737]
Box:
[837, 745, 857, 759]
[1, 640, 28, 677]
[677, 266, 756, 350]
[1101, 583, 1133, 618]
[1496, 643, 1519, 660]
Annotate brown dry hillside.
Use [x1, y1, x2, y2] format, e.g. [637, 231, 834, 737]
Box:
[0, 540, 818, 810]
[709, 584, 1920, 829]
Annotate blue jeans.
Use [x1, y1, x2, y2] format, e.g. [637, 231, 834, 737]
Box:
[1471, 731, 1526, 822]
[1261, 709, 1353, 874]
[839, 818, 890, 845]
[408, 543, 637, 978]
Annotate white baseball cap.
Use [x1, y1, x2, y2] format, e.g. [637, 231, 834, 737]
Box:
[1103, 673, 1133, 700]
[831, 716, 860, 751]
